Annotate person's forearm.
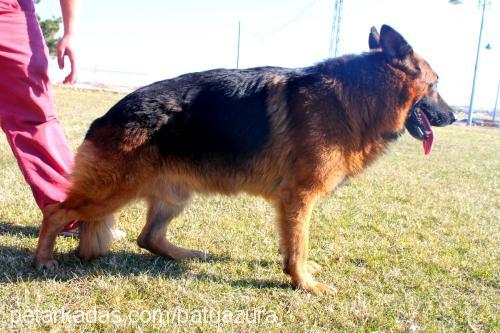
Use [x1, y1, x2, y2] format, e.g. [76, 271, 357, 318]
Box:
[59, 0, 78, 36]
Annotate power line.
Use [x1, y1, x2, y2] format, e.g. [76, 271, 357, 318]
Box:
[240, 0, 320, 40]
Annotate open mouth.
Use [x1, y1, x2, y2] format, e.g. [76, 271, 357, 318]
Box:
[405, 107, 434, 155]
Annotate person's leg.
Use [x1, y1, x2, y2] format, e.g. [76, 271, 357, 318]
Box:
[0, 1, 76, 230]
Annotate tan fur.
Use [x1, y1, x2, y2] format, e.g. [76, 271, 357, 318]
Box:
[34, 28, 444, 295]
[78, 215, 115, 261]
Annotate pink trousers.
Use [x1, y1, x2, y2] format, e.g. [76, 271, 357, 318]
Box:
[0, 0, 76, 228]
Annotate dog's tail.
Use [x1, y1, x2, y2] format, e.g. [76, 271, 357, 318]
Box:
[78, 216, 115, 261]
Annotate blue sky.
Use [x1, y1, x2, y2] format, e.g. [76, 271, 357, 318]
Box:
[37, 0, 499, 109]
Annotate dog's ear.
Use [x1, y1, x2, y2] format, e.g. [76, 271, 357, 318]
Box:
[368, 26, 381, 50]
[380, 24, 413, 59]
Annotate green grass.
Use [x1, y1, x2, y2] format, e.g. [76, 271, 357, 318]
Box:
[0, 86, 498, 332]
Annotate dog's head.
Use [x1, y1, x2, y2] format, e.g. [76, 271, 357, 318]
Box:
[369, 25, 456, 154]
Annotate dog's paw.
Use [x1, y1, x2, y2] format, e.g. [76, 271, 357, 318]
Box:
[298, 281, 336, 295]
[189, 250, 211, 261]
[307, 260, 322, 274]
[293, 274, 336, 295]
[174, 249, 210, 261]
[34, 258, 59, 271]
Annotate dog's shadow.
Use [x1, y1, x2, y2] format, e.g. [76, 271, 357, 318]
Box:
[0, 221, 290, 291]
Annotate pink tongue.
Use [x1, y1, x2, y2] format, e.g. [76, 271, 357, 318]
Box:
[419, 110, 434, 155]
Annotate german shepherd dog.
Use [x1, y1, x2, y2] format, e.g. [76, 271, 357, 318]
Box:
[35, 25, 455, 294]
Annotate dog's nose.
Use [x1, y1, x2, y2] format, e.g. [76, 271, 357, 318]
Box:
[450, 113, 456, 124]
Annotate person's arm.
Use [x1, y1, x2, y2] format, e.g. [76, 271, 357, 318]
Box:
[57, 0, 79, 84]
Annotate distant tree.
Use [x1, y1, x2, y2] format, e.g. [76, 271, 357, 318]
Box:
[34, 0, 62, 57]
[38, 16, 62, 56]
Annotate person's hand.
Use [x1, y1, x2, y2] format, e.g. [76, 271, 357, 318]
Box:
[56, 34, 76, 84]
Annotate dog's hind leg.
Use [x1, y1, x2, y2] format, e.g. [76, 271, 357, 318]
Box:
[34, 139, 141, 268]
[34, 203, 79, 270]
[137, 182, 207, 260]
[71, 190, 137, 261]
[77, 214, 115, 262]
[34, 190, 134, 269]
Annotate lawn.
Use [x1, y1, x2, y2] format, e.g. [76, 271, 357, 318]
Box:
[0, 86, 498, 332]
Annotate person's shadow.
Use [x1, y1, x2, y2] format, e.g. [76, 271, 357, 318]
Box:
[0, 221, 290, 291]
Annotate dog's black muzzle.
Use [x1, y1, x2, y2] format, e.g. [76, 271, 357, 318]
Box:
[405, 93, 455, 141]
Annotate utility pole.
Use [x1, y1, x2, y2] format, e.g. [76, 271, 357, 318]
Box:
[328, 0, 344, 57]
[493, 80, 499, 123]
[466, 0, 488, 126]
[236, 20, 241, 69]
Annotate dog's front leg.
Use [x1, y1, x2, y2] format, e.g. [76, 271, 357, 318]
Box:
[275, 189, 335, 295]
